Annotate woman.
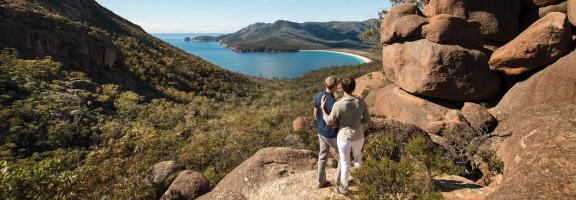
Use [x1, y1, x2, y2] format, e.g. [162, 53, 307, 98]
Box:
[321, 76, 371, 194]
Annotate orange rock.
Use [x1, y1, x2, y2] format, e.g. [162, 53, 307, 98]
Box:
[353, 71, 388, 98]
[292, 117, 307, 131]
[382, 39, 501, 101]
[489, 12, 572, 76]
[488, 104, 576, 199]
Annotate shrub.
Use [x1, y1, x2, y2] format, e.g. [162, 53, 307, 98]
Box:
[356, 135, 455, 200]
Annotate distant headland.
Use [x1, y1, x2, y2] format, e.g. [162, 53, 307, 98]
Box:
[186, 19, 376, 53]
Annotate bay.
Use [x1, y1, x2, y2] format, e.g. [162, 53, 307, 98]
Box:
[154, 33, 366, 78]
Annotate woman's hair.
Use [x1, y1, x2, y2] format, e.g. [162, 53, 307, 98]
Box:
[341, 77, 356, 94]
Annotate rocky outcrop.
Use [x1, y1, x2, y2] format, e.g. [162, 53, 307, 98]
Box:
[382, 39, 501, 101]
[422, 14, 483, 48]
[153, 161, 185, 197]
[424, 0, 522, 43]
[0, 5, 119, 69]
[435, 175, 501, 200]
[489, 12, 572, 76]
[200, 119, 439, 200]
[489, 52, 576, 121]
[199, 147, 317, 200]
[569, 0, 576, 26]
[461, 102, 497, 131]
[364, 85, 461, 134]
[161, 170, 210, 200]
[381, 3, 428, 44]
[353, 71, 389, 97]
[524, 0, 565, 8]
[522, 1, 567, 28]
[249, 169, 348, 200]
[488, 104, 576, 199]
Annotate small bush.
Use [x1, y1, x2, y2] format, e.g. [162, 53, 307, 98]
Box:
[356, 135, 455, 200]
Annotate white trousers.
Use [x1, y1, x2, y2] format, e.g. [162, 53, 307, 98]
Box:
[337, 137, 364, 186]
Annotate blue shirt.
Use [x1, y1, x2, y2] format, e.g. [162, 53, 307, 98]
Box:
[315, 92, 338, 138]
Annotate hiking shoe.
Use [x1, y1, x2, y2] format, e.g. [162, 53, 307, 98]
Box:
[317, 181, 331, 189]
[334, 185, 349, 195]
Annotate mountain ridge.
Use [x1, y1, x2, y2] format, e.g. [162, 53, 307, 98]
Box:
[215, 19, 376, 52]
[0, 0, 254, 100]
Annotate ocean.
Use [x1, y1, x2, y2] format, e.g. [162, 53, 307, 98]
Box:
[153, 33, 367, 78]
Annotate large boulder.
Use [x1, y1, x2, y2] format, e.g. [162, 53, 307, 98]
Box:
[152, 161, 185, 196]
[524, 0, 565, 8]
[569, 0, 576, 26]
[200, 147, 317, 199]
[161, 170, 210, 200]
[422, 14, 483, 48]
[382, 39, 501, 101]
[364, 85, 461, 134]
[424, 0, 522, 43]
[489, 52, 576, 121]
[522, 1, 567, 28]
[488, 104, 576, 199]
[461, 102, 497, 131]
[353, 71, 389, 97]
[489, 12, 572, 76]
[381, 3, 428, 44]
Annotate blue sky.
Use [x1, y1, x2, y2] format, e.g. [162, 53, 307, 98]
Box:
[95, 0, 391, 33]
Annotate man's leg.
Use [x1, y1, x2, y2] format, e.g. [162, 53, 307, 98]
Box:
[325, 137, 341, 185]
[317, 134, 330, 185]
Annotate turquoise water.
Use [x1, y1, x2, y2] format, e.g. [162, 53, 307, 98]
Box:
[154, 33, 365, 78]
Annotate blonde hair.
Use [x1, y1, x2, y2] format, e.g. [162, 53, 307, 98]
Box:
[325, 76, 338, 89]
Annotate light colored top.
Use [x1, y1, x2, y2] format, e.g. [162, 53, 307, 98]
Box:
[323, 94, 371, 141]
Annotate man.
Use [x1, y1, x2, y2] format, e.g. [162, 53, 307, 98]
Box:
[321, 77, 370, 194]
[313, 76, 341, 188]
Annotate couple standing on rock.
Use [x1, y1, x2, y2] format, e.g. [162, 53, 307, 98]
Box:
[313, 76, 371, 194]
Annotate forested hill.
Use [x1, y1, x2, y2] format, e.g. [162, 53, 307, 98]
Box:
[0, 0, 254, 100]
[217, 20, 376, 52]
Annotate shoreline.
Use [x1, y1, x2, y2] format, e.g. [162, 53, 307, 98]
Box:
[299, 50, 373, 63]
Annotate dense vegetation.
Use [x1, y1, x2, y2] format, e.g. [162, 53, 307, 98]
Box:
[217, 20, 375, 52]
[0, 46, 382, 199]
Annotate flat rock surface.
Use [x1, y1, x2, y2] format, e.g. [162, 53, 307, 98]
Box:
[252, 169, 352, 200]
[489, 104, 576, 199]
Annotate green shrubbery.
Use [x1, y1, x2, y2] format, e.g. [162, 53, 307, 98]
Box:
[356, 134, 457, 200]
[0, 48, 381, 199]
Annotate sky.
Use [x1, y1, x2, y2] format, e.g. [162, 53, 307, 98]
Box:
[95, 0, 391, 33]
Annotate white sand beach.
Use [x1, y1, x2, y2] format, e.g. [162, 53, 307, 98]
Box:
[300, 50, 373, 63]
